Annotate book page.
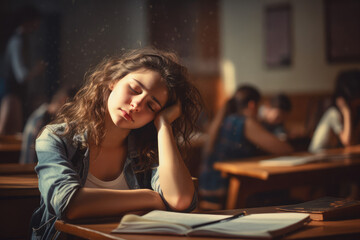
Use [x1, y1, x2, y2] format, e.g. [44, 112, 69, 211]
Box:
[113, 211, 310, 238]
[189, 213, 310, 238]
[113, 210, 231, 235]
[259, 155, 323, 166]
[259, 152, 355, 167]
[141, 210, 230, 224]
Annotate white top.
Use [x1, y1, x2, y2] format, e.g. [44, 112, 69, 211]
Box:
[308, 107, 343, 153]
[85, 171, 129, 190]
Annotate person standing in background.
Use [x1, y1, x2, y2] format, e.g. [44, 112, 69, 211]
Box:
[0, 5, 46, 135]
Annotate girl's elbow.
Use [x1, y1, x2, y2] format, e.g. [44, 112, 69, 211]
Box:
[64, 210, 76, 220]
[342, 139, 351, 147]
[64, 204, 82, 220]
[168, 194, 193, 212]
[340, 132, 352, 146]
[63, 189, 84, 220]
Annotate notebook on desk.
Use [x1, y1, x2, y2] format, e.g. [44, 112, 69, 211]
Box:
[277, 197, 360, 221]
[112, 210, 311, 239]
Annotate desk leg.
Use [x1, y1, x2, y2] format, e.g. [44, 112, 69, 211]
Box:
[226, 177, 240, 209]
[226, 177, 250, 209]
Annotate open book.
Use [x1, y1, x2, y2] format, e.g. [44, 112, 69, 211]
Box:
[112, 210, 310, 239]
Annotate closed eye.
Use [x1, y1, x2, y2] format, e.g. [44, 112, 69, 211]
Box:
[147, 102, 155, 112]
[128, 85, 140, 94]
[132, 79, 163, 109]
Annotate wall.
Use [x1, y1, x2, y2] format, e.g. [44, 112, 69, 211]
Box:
[221, 0, 360, 96]
[4, 0, 359, 110]
[1, 0, 148, 111]
[59, 0, 147, 86]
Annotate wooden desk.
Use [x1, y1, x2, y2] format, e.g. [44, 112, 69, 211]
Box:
[0, 174, 40, 239]
[0, 134, 22, 163]
[55, 206, 360, 240]
[214, 145, 360, 209]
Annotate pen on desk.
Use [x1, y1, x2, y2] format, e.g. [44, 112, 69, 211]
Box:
[191, 211, 247, 229]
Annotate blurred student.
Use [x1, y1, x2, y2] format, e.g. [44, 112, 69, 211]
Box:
[19, 87, 76, 164]
[308, 70, 360, 153]
[0, 5, 46, 134]
[199, 85, 293, 208]
[258, 93, 292, 141]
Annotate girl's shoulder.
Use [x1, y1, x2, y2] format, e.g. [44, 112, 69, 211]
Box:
[37, 123, 68, 143]
[322, 106, 341, 119]
[37, 123, 87, 151]
[220, 114, 246, 134]
[44, 123, 87, 143]
[325, 106, 340, 114]
[44, 122, 67, 134]
[224, 114, 246, 125]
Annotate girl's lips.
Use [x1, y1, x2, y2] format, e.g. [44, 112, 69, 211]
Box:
[120, 109, 133, 122]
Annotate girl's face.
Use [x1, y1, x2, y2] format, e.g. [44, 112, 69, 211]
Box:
[107, 68, 169, 129]
[265, 107, 285, 125]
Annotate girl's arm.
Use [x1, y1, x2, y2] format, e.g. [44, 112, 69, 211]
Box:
[36, 127, 166, 221]
[65, 188, 165, 220]
[245, 117, 294, 155]
[154, 101, 195, 211]
[336, 97, 352, 146]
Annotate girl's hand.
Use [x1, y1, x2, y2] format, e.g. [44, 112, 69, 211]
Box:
[154, 100, 182, 130]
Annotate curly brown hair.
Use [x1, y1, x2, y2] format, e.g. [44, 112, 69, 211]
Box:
[54, 47, 203, 171]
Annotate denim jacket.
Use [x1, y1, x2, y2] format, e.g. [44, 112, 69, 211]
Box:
[30, 123, 197, 239]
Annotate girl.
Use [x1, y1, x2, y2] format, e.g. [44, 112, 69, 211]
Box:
[308, 70, 360, 153]
[307, 70, 360, 198]
[30, 48, 202, 239]
[308, 97, 352, 153]
[199, 85, 293, 209]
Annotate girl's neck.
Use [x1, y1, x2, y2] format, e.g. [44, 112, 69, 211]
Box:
[242, 108, 257, 119]
[98, 112, 131, 149]
[101, 132, 128, 148]
[103, 128, 130, 149]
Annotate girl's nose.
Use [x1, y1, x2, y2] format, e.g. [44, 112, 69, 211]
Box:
[130, 96, 144, 112]
[130, 102, 139, 112]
